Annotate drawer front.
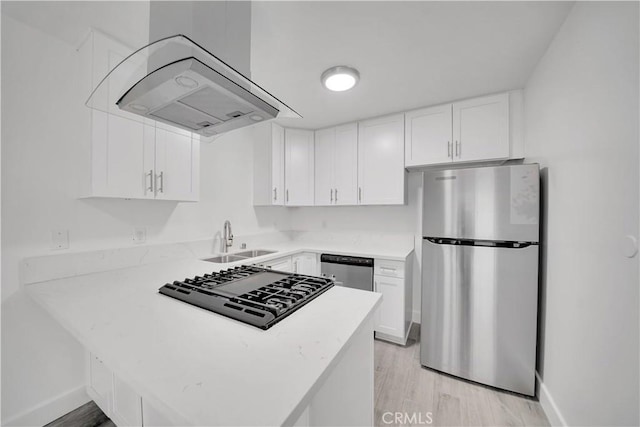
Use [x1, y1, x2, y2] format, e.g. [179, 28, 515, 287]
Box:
[374, 259, 405, 278]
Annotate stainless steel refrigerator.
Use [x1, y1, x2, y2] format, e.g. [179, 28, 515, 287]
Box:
[420, 163, 540, 396]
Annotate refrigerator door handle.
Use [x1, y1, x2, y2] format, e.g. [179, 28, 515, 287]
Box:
[424, 237, 536, 249]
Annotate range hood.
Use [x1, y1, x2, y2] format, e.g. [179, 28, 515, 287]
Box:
[86, 35, 300, 137]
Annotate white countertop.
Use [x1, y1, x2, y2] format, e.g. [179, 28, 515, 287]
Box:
[197, 240, 415, 270]
[266, 241, 414, 261]
[26, 258, 382, 426]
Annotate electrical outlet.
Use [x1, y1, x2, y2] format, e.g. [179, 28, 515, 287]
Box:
[51, 230, 69, 250]
[133, 227, 147, 244]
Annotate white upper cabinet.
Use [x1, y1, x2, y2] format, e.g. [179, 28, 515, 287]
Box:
[314, 123, 358, 206]
[405, 92, 511, 167]
[358, 114, 406, 205]
[154, 128, 200, 201]
[285, 129, 315, 206]
[405, 104, 453, 166]
[253, 123, 285, 206]
[453, 93, 509, 163]
[314, 127, 335, 206]
[80, 29, 200, 202]
[333, 124, 359, 205]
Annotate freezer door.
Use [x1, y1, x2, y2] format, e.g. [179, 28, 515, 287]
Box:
[420, 239, 539, 396]
[423, 164, 539, 242]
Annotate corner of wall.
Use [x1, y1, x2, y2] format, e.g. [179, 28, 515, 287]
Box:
[536, 373, 567, 427]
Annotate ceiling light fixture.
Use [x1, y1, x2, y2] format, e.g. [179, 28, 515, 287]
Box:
[321, 66, 360, 92]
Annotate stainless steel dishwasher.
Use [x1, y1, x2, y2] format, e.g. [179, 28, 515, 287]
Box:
[320, 254, 374, 292]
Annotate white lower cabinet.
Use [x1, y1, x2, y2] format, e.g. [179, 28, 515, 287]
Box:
[373, 256, 413, 345]
[260, 256, 294, 273]
[87, 352, 168, 427]
[112, 376, 143, 427]
[293, 252, 319, 276]
[88, 353, 113, 417]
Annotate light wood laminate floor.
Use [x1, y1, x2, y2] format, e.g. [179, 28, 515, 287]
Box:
[374, 326, 549, 427]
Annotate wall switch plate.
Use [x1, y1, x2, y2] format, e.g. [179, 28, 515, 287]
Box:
[51, 230, 69, 250]
[133, 227, 147, 244]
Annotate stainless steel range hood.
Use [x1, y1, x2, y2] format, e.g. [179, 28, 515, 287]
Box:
[86, 35, 300, 138]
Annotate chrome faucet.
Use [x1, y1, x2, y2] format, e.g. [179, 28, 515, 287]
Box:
[222, 220, 233, 253]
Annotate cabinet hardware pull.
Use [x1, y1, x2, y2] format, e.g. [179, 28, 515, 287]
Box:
[286, 189, 289, 202]
[358, 187, 362, 203]
[455, 140, 460, 157]
[335, 188, 338, 203]
[330, 189, 333, 202]
[447, 141, 451, 158]
[273, 188, 277, 201]
[146, 169, 154, 194]
[155, 171, 164, 193]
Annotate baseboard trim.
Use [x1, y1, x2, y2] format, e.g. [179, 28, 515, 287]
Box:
[536, 372, 567, 427]
[2, 385, 90, 426]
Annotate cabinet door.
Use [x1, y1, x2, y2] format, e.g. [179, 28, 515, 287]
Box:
[112, 376, 143, 427]
[405, 104, 453, 166]
[453, 93, 509, 163]
[154, 128, 200, 201]
[333, 123, 358, 205]
[87, 353, 113, 417]
[374, 275, 404, 338]
[272, 124, 286, 206]
[285, 129, 315, 206]
[358, 114, 405, 205]
[92, 111, 155, 199]
[265, 257, 293, 273]
[314, 128, 335, 206]
[293, 253, 319, 276]
[91, 30, 147, 124]
[252, 123, 284, 206]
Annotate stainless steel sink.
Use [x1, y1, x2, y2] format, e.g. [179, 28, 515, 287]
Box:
[202, 249, 276, 263]
[234, 249, 276, 258]
[202, 254, 248, 263]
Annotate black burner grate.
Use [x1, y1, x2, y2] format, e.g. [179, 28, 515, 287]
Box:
[158, 265, 334, 329]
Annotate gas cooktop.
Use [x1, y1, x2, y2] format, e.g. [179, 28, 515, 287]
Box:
[159, 265, 334, 329]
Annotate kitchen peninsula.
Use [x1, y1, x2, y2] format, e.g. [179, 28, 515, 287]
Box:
[25, 257, 381, 426]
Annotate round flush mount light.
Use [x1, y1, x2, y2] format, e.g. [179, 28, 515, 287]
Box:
[175, 75, 199, 89]
[321, 66, 360, 92]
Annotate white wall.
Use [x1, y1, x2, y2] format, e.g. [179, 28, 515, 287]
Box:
[0, 14, 289, 424]
[523, 2, 639, 426]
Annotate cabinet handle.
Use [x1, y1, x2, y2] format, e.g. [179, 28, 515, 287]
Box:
[447, 141, 451, 158]
[330, 189, 334, 202]
[156, 171, 164, 193]
[335, 188, 338, 203]
[273, 188, 277, 201]
[294, 260, 298, 273]
[358, 187, 362, 203]
[286, 189, 289, 202]
[455, 140, 460, 157]
[146, 169, 154, 194]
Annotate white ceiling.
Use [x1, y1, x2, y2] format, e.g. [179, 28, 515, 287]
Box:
[251, 1, 574, 129]
[3, 1, 574, 131]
